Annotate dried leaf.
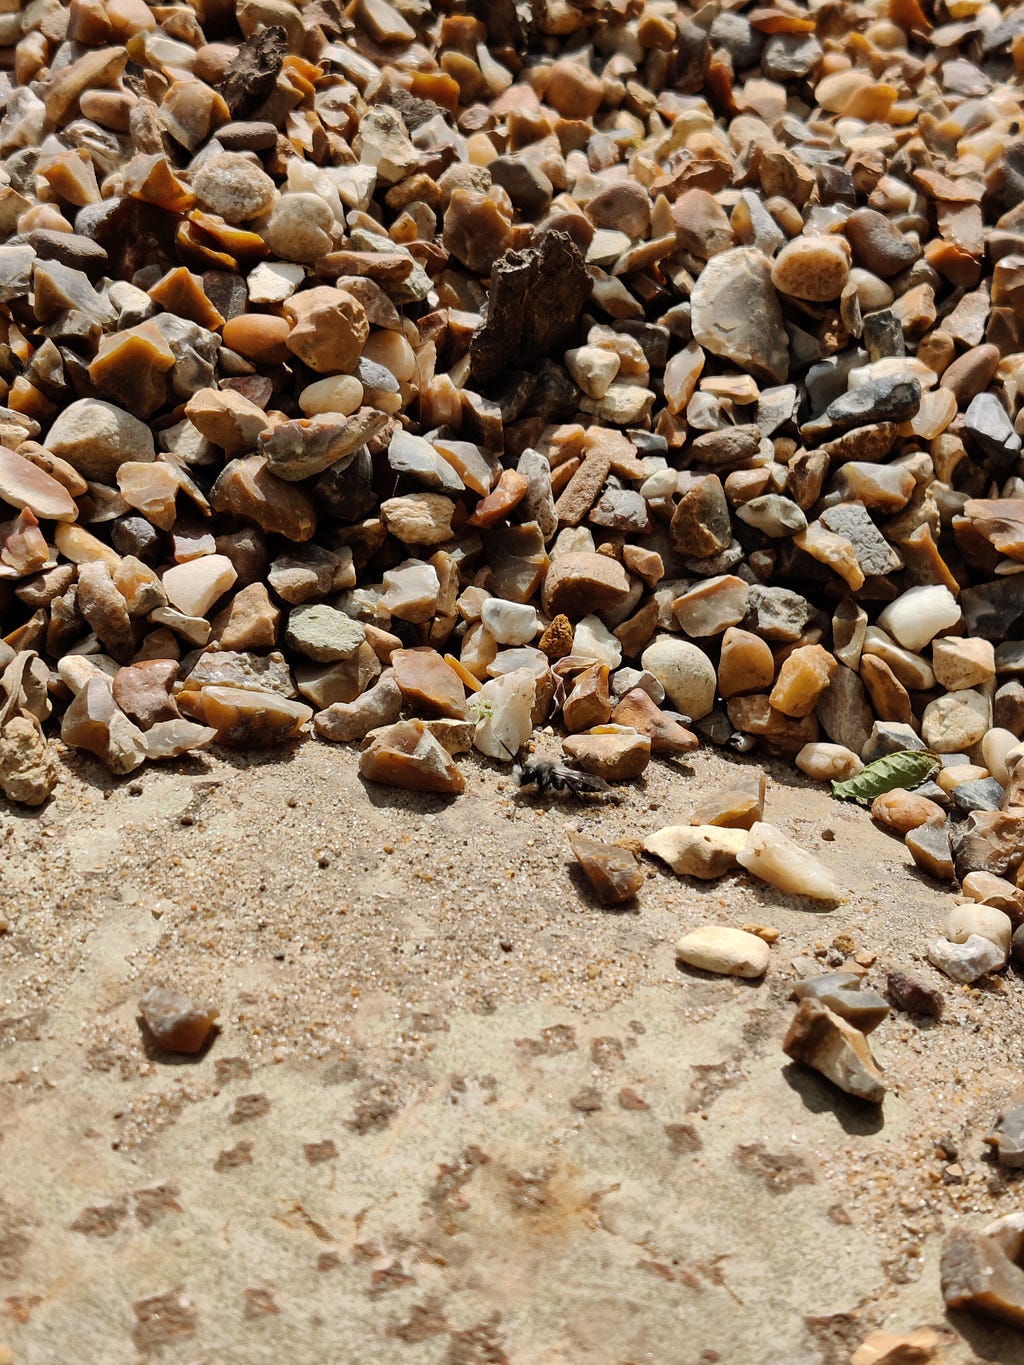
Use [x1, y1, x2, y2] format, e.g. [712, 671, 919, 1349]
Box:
[831, 749, 940, 806]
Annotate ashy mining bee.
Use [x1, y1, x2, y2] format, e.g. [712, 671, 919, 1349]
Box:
[497, 742, 612, 799]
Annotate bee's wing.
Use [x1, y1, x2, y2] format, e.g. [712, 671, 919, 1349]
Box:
[554, 763, 612, 793]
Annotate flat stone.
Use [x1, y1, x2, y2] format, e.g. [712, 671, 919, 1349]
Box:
[563, 730, 650, 781]
[315, 673, 403, 743]
[644, 824, 747, 878]
[569, 833, 643, 905]
[738, 821, 841, 901]
[542, 552, 631, 619]
[391, 648, 467, 720]
[792, 972, 890, 1034]
[611, 688, 698, 755]
[671, 475, 732, 557]
[285, 605, 366, 663]
[178, 684, 311, 746]
[359, 718, 464, 794]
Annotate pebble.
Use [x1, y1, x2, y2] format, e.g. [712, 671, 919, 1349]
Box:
[927, 933, 1007, 983]
[138, 986, 218, 1054]
[783, 997, 886, 1103]
[569, 834, 643, 906]
[641, 637, 716, 721]
[643, 824, 746, 879]
[941, 1215, 1024, 1326]
[675, 926, 771, 979]
[791, 972, 889, 1034]
[946, 904, 1013, 955]
[737, 822, 841, 902]
[358, 718, 464, 795]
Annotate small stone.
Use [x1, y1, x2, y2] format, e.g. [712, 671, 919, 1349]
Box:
[962, 870, 1024, 923]
[392, 648, 467, 720]
[0, 714, 57, 805]
[641, 637, 716, 720]
[846, 209, 919, 277]
[112, 660, 179, 731]
[877, 585, 961, 653]
[285, 606, 366, 664]
[690, 248, 789, 383]
[984, 1086, 1024, 1170]
[771, 236, 850, 301]
[922, 690, 990, 752]
[947, 903, 1013, 955]
[162, 555, 237, 618]
[261, 409, 387, 482]
[718, 627, 775, 699]
[670, 475, 732, 557]
[481, 599, 538, 647]
[283, 287, 369, 375]
[61, 674, 148, 775]
[542, 552, 631, 620]
[675, 926, 770, 978]
[45, 398, 155, 482]
[871, 790, 945, 835]
[769, 645, 836, 719]
[886, 968, 943, 1019]
[941, 1215, 1024, 1327]
[380, 493, 455, 546]
[673, 576, 748, 638]
[927, 934, 1007, 983]
[211, 583, 280, 651]
[294, 647, 380, 710]
[737, 822, 841, 901]
[691, 773, 766, 830]
[783, 997, 886, 1103]
[470, 668, 535, 761]
[381, 560, 440, 624]
[178, 685, 312, 746]
[359, 719, 464, 794]
[569, 833, 643, 905]
[139, 986, 218, 1055]
[186, 387, 268, 457]
[563, 731, 650, 782]
[964, 392, 1022, 468]
[643, 824, 746, 879]
[0, 445, 77, 521]
[906, 817, 955, 881]
[192, 152, 276, 223]
[562, 663, 612, 733]
[849, 1328, 945, 1365]
[792, 972, 890, 1034]
[611, 688, 698, 755]
[315, 673, 403, 743]
[952, 808, 1024, 879]
[796, 743, 863, 782]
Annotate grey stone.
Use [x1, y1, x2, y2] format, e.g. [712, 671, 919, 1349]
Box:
[802, 374, 921, 441]
[285, 605, 367, 662]
[817, 666, 875, 756]
[690, 248, 789, 383]
[820, 503, 901, 576]
[744, 585, 813, 641]
[964, 392, 1022, 469]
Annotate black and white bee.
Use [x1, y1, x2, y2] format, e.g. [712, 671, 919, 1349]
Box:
[498, 743, 612, 799]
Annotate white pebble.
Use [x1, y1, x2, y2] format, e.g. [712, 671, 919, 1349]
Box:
[675, 926, 771, 978]
[796, 742, 863, 782]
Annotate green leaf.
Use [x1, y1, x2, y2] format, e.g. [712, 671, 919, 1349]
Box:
[831, 749, 940, 807]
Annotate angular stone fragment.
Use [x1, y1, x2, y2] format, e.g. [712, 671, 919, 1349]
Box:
[542, 552, 631, 619]
[611, 688, 698, 755]
[76, 562, 134, 663]
[769, 646, 836, 719]
[315, 673, 403, 743]
[162, 555, 237, 618]
[178, 684, 311, 746]
[676, 926, 770, 978]
[210, 458, 316, 542]
[260, 409, 387, 482]
[470, 232, 590, 385]
[380, 494, 455, 546]
[906, 816, 955, 881]
[285, 606, 366, 664]
[139, 986, 218, 1055]
[690, 248, 789, 383]
[928, 934, 1006, 983]
[886, 968, 943, 1019]
[643, 824, 746, 879]
[359, 719, 464, 794]
[849, 1327, 945, 1365]
[738, 822, 841, 901]
[569, 833, 643, 906]
[391, 648, 467, 720]
[783, 998, 886, 1103]
[45, 399, 155, 483]
[942, 1215, 1024, 1328]
[792, 973, 889, 1034]
[112, 660, 179, 731]
[61, 674, 148, 775]
[670, 475, 731, 557]
[0, 446, 77, 521]
[0, 715, 57, 806]
[563, 730, 650, 781]
[984, 1086, 1024, 1170]
[953, 809, 1024, 879]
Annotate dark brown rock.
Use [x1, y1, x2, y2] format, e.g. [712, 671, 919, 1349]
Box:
[470, 232, 591, 385]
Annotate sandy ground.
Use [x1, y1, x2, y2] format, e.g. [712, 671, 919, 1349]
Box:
[1, 736, 1023, 1364]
